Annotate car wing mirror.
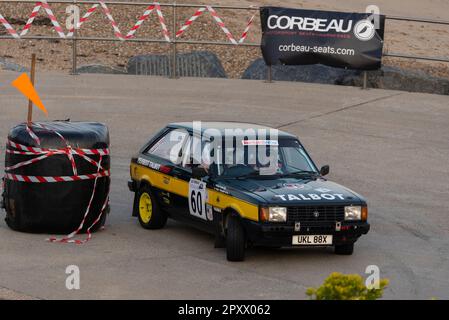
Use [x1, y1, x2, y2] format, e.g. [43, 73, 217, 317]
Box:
[320, 165, 330, 176]
[192, 166, 208, 179]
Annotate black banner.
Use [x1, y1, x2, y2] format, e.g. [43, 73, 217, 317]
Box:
[260, 7, 385, 70]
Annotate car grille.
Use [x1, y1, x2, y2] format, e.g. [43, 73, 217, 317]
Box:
[287, 206, 345, 223]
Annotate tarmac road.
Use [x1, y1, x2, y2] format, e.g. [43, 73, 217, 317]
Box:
[0, 71, 448, 299]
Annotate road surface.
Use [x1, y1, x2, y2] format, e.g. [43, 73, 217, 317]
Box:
[0, 71, 448, 299]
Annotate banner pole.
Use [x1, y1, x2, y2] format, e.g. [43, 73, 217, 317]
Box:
[265, 65, 273, 83]
[362, 71, 368, 89]
[27, 53, 36, 125]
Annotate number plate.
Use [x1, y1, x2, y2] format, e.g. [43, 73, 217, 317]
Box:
[292, 235, 333, 246]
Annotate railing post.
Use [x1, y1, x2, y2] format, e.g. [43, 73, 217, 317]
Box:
[170, 2, 177, 79]
[71, 0, 79, 75]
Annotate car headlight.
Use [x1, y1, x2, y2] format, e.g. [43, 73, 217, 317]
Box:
[345, 206, 362, 221]
[259, 207, 287, 222]
[270, 207, 287, 222]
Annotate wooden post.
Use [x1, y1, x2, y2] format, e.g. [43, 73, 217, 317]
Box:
[27, 53, 36, 124]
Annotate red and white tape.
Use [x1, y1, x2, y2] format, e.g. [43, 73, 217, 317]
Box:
[20, 2, 42, 37]
[0, 1, 65, 38]
[155, 3, 170, 42]
[41, 1, 66, 38]
[175, 6, 256, 44]
[66, 3, 99, 38]
[239, 13, 256, 43]
[26, 124, 41, 145]
[125, 4, 156, 39]
[1, 2, 255, 44]
[6, 140, 109, 156]
[3, 123, 110, 244]
[0, 13, 20, 39]
[99, 1, 125, 40]
[176, 7, 206, 38]
[206, 6, 237, 44]
[5, 171, 110, 183]
[47, 157, 109, 245]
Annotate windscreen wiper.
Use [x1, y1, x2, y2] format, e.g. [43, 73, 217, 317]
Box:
[282, 170, 320, 177]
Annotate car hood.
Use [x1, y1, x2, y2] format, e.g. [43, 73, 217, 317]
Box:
[221, 177, 366, 205]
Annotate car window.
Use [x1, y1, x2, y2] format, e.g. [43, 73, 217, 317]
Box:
[180, 136, 212, 169]
[181, 136, 192, 168]
[281, 146, 315, 172]
[147, 129, 189, 164]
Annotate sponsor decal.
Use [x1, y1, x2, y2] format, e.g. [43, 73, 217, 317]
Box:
[260, 7, 385, 70]
[274, 193, 345, 201]
[242, 139, 279, 146]
[354, 19, 376, 41]
[206, 204, 214, 221]
[267, 15, 353, 33]
[283, 183, 311, 190]
[137, 157, 161, 171]
[214, 184, 230, 195]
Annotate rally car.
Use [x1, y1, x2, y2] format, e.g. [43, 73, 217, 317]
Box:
[128, 122, 369, 261]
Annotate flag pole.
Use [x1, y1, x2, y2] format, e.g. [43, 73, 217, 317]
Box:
[27, 53, 36, 125]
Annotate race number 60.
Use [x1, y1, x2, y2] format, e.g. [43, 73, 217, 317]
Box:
[188, 179, 207, 220]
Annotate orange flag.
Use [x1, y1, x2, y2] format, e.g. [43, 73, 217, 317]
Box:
[11, 73, 48, 115]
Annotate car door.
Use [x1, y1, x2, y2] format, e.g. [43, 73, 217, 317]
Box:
[139, 128, 190, 214]
[170, 135, 216, 233]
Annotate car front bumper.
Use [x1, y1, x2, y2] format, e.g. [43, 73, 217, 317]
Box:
[128, 180, 137, 192]
[242, 219, 370, 247]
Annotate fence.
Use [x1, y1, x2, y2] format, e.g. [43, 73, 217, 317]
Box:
[1, 0, 449, 86]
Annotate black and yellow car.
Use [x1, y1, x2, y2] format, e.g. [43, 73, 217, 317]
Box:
[128, 122, 369, 261]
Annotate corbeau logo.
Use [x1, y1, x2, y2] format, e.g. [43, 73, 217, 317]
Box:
[267, 15, 353, 33]
[353, 19, 376, 41]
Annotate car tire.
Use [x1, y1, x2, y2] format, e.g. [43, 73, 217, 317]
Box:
[226, 215, 246, 262]
[334, 243, 354, 255]
[136, 185, 167, 230]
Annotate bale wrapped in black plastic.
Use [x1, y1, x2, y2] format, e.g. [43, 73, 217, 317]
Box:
[2, 121, 110, 234]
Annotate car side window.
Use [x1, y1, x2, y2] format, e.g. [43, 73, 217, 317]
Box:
[181, 136, 192, 168]
[146, 129, 189, 164]
[180, 136, 211, 170]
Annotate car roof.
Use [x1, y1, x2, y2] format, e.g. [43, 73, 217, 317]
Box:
[167, 122, 297, 139]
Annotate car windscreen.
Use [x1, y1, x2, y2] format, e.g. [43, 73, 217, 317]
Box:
[209, 138, 318, 178]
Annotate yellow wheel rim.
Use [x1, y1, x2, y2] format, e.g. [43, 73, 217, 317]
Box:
[139, 192, 152, 224]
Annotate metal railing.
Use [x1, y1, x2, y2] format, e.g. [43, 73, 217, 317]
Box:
[1, 0, 449, 85]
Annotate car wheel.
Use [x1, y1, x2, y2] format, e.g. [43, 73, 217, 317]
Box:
[334, 243, 354, 255]
[136, 186, 167, 230]
[226, 215, 246, 262]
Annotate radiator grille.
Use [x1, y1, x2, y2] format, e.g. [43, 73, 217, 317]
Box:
[287, 206, 345, 223]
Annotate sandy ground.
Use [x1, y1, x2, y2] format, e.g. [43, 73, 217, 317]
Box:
[0, 72, 449, 299]
[0, 0, 449, 78]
